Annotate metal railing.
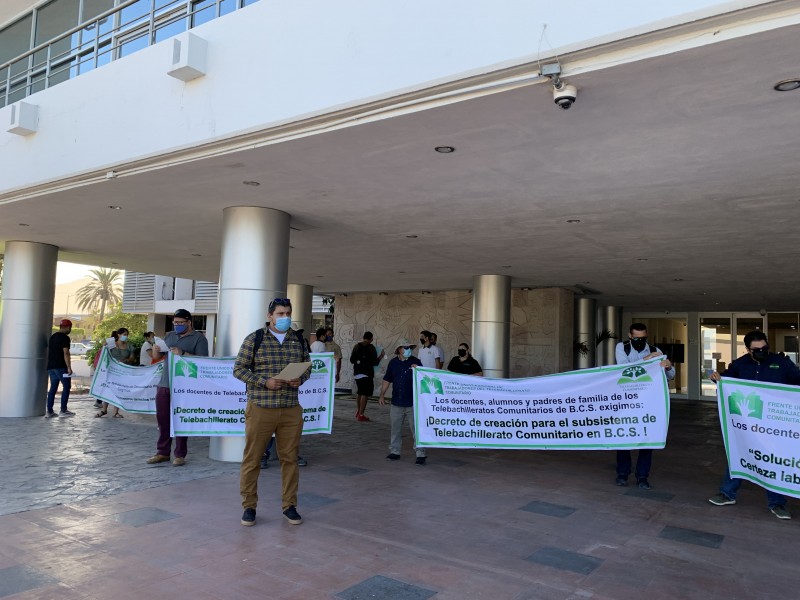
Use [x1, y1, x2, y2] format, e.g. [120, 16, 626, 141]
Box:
[1, 0, 255, 108]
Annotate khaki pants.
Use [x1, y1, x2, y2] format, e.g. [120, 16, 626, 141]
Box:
[240, 402, 303, 511]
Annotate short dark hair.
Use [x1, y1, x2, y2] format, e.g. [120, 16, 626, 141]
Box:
[174, 308, 192, 320]
[629, 323, 647, 335]
[117, 328, 129, 335]
[363, 332, 373, 340]
[420, 330, 432, 339]
[144, 331, 154, 338]
[459, 343, 469, 350]
[743, 330, 768, 348]
[268, 298, 291, 313]
[316, 327, 327, 339]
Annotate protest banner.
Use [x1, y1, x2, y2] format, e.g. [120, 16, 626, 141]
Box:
[89, 348, 162, 413]
[717, 377, 800, 499]
[169, 352, 335, 437]
[413, 357, 669, 450]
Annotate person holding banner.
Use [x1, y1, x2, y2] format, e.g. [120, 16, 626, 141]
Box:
[234, 298, 310, 527]
[614, 323, 674, 489]
[708, 330, 800, 520]
[379, 338, 427, 465]
[146, 309, 209, 467]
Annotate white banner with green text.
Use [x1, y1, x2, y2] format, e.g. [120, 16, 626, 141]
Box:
[717, 377, 800, 499]
[169, 353, 335, 437]
[413, 358, 669, 449]
[89, 348, 162, 413]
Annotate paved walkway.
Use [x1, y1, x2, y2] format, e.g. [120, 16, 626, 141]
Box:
[0, 396, 797, 599]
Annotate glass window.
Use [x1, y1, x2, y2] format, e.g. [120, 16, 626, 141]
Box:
[81, 0, 115, 21]
[0, 15, 33, 78]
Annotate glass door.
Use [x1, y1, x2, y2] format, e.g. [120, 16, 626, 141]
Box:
[700, 312, 766, 399]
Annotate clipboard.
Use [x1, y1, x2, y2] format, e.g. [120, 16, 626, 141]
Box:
[274, 361, 312, 381]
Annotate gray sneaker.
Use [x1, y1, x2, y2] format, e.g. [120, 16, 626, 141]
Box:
[44, 412, 57, 419]
[770, 505, 791, 520]
[58, 410, 76, 417]
[708, 493, 736, 506]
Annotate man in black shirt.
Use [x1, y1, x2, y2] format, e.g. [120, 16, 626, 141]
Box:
[350, 331, 384, 421]
[447, 343, 483, 376]
[46, 319, 74, 418]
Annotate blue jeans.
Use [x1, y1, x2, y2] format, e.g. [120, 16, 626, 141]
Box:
[616, 449, 652, 480]
[47, 368, 71, 413]
[720, 468, 786, 508]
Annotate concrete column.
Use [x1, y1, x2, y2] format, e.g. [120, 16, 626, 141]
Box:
[287, 284, 313, 335]
[596, 305, 622, 366]
[687, 311, 701, 400]
[210, 207, 290, 462]
[471, 275, 510, 378]
[0, 242, 58, 417]
[204, 313, 217, 357]
[574, 297, 596, 369]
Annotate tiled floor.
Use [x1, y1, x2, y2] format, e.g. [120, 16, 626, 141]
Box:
[0, 397, 797, 599]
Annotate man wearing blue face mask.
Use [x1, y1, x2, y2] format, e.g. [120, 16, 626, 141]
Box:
[147, 309, 208, 466]
[379, 338, 426, 465]
[234, 298, 311, 527]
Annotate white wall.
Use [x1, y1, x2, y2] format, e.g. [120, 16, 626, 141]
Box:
[0, 0, 767, 194]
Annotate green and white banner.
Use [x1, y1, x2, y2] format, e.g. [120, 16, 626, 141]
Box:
[89, 348, 163, 413]
[169, 352, 335, 437]
[413, 358, 669, 449]
[717, 377, 800, 499]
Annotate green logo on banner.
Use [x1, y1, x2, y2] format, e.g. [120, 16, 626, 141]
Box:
[174, 359, 198, 379]
[420, 375, 444, 394]
[311, 359, 327, 373]
[617, 365, 653, 384]
[728, 390, 763, 419]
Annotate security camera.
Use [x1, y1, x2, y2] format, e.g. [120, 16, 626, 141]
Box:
[759, 308, 767, 316]
[553, 83, 577, 110]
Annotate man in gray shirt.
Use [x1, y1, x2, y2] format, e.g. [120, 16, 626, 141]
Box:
[147, 309, 209, 466]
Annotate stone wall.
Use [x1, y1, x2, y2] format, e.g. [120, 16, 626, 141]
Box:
[333, 288, 573, 392]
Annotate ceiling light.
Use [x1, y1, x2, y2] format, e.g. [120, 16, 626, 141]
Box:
[316, 275, 324, 278]
[398, 271, 406, 274]
[434, 146, 455, 153]
[191, 253, 202, 257]
[243, 181, 261, 186]
[673, 278, 683, 282]
[110, 262, 118, 265]
[774, 78, 800, 92]
[636, 258, 648, 261]
[566, 219, 581, 223]
[18, 223, 29, 226]
[501, 265, 512, 269]
[108, 205, 122, 210]
[405, 235, 418, 239]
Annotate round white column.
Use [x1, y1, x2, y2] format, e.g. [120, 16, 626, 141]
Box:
[287, 284, 313, 334]
[471, 275, 510, 378]
[574, 297, 596, 369]
[209, 207, 290, 462]
[596, 305, 622, 366]
[0, 242, 58, 417]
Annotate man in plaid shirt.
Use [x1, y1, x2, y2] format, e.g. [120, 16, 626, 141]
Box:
[233, 298, 310, 527]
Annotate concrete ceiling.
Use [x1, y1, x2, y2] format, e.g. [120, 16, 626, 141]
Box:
[3, 20, 800, 311]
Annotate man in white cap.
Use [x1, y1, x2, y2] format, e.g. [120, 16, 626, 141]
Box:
[379, 338, 427, 465]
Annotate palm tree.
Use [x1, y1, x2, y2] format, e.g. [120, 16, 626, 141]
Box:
[75, 268, 122, 321]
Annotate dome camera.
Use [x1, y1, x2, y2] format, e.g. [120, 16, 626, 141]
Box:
[759, 308, 767, 316]
[553, 83, 577, 110]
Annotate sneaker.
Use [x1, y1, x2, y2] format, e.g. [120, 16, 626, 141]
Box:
[283, 505, 302, 525]
[173, 457, 186, 466]
[356, 414, 370, 422]
[44, 411, 57, 419]
[260, 456, 269, 469]
[93, 400, 103, 408]
[415, 457, 427, 466]
[708, 493, 736, 506]
[637, 479, 651, 490]
[386, 453, 401, 461]
[146, 454, 171, 464]
[615, 476, 628, 487]
[297, 456, 308, 467]
[241, 508, 256, 527]
[58, 410, 76, 417]
[770, 505, 791, 520]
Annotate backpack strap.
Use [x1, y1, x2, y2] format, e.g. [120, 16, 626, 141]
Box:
[250, 328, 265, 371]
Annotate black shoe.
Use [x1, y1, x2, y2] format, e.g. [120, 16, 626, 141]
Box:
[241, 508, 256, 527]
[260, 456, 269, 469]
[283, 505, 302, 525]
[615, 476, 628, 486]
[297, 456, 308, 467]
[415, 457, 427, 466]
[386, 453, 400, 461]
[637, 479, 651, 490]
[93, 400, 103, 408]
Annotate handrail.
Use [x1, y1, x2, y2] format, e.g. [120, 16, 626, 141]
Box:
[1, 0, 243, 106]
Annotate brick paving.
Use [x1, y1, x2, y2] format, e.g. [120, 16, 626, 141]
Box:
[0, 396, 797, 599]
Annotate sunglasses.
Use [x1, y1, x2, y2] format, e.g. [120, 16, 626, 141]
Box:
[268, 298, 292, 311]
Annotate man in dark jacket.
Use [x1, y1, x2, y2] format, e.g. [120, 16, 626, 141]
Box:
[708, 330, 800, 519]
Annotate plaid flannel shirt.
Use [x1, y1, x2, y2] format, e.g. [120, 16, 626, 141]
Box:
[233, 328, 311, 408]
